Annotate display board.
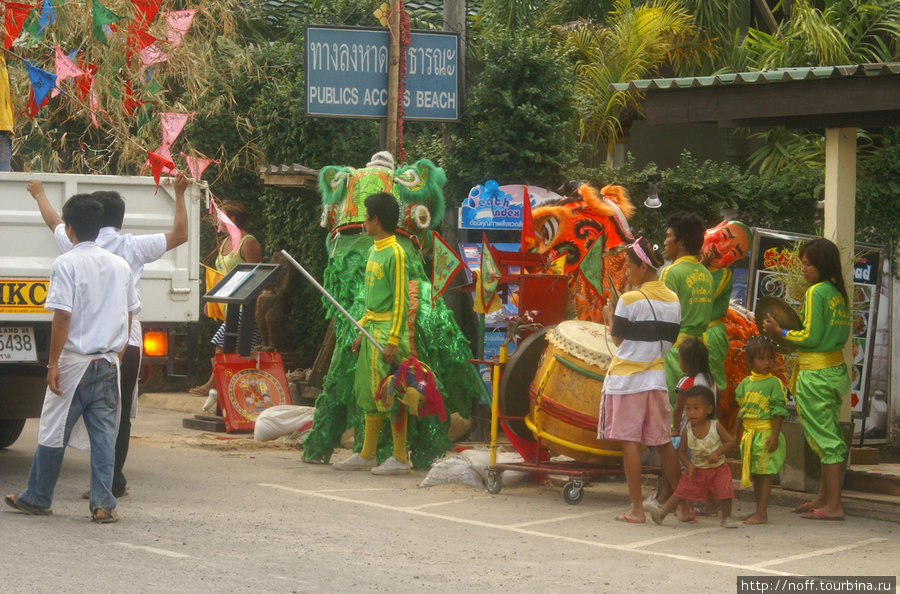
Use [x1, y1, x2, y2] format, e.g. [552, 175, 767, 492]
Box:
[747, 229, 886, 442]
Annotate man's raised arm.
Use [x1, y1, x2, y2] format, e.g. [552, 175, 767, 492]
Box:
[165, 173, 189, 250]
[27, 180, 63, 230]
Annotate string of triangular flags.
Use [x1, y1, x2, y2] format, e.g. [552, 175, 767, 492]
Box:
[2, 1, 207, 188]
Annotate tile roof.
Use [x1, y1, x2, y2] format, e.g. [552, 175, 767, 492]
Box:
[610, 63, 900, 92]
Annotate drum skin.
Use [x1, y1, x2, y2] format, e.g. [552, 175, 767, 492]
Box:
[526, 321, 622, 464]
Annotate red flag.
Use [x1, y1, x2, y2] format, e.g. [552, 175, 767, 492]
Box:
[25, 87, 49, 120]
[131, 0, 161, 29]
[4, 2, 34, 49]
[125, 25, 160, 64]
[147, 150, 175, 191]
[520, 184, 536, 253]
[76, 61, 97, 100]
[123, 80, 152, 116]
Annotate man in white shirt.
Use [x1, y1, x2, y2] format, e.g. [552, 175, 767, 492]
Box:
[5, 193, 139, 522]
[27, 174, 189, 498]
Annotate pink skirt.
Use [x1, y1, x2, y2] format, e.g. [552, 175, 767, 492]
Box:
[673, 463, 734, 501]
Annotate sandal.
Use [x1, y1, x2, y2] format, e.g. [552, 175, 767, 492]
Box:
[91, 508, 119, 524]
[5, 494, 52, 516]
[792, 501, 816, 514]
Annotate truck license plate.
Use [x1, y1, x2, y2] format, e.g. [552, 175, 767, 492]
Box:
[0, 326, 37, 362]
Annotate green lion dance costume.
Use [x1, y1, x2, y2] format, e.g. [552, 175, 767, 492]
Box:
[302, 151, 485, 468]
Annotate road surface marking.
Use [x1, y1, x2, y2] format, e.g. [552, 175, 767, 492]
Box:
[112, 542, 192, 558]
[310, 488, 393, 493]
[261, 483, 796, 576]
[623, 527, 721, 549]
[748, 538, 887, 568]
[406, 496, 490, 510]
[508, 511, 608, 528]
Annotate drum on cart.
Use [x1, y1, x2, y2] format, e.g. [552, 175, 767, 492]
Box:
[525, 320, 621, 465]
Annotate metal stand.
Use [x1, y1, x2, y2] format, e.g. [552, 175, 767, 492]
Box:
[183, 263, 281, 431]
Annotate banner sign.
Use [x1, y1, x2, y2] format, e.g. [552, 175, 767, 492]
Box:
[459, 183, 562, 230]
[305, 25, 459, 121]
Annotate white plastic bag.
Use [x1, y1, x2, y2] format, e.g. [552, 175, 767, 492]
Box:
[253, 405, 315, 442]
[418, 455, 485, 489]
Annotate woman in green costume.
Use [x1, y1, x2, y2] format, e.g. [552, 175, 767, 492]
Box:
[763, 238, 851, 521]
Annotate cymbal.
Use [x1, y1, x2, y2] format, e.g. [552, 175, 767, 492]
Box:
[755, 296, 802, 352]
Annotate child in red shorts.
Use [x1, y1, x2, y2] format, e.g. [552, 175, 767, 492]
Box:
[647, 385, 739, 528]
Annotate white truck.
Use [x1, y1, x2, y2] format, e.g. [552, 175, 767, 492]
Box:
[0, 172, 202, 447]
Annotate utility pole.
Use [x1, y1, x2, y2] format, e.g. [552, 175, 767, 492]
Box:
[385, 1, 401, 157]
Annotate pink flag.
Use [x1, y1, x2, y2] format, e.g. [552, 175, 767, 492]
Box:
[140, 43, 168, 66]
[165, 9, 196, 46]
[51, 46, 85, 98]
[160, 112, 192, 147]
[89, 89, 104, 128]
[213, 201, 242, 254]
[181, 152, 219, 180]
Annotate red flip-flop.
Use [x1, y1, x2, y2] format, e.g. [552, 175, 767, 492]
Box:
[792, 501, 815, 513]
[615, 513, 645, 524]
[800, 508, 844, 521]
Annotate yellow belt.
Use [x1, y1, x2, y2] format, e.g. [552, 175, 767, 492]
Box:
[707, 318, 724, 328]
[358, 310, 393, 325]
[788, 351, 845, 393]
[740, 418, 773, 488]
[674, 331, 706, 347]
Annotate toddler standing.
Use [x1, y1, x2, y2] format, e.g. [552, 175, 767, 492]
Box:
[647, 386, 739, 528]
[735, 337, 787, 525]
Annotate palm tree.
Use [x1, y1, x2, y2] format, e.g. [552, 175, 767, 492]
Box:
[563, 0, 712, 164]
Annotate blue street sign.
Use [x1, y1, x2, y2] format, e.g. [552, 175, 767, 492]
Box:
[305, 25, 460, 121]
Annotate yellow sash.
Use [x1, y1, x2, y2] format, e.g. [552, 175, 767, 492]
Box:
[740, 418, 773, 487]
[788, 351, 845, 393]
[674, 331, 707, 347]
[358, 309, 393, 326]
[707, 318, 723, 328]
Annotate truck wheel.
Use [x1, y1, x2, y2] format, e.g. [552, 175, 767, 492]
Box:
[0, 418, 26, 448]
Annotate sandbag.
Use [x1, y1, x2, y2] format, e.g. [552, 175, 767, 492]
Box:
[254, 405, 315, 442]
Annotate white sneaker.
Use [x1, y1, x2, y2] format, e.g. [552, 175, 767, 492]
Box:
[333, 453, 376, 471]
[645, 500, 665, 525]
[371, 456, 412, 476]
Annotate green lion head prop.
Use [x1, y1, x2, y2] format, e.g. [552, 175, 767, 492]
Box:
[318, 151, 447, 247]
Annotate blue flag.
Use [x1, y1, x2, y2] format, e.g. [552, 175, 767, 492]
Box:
[25, 60, 57, 111]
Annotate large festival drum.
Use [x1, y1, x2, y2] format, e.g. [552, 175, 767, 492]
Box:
[525, 320, 621, 464]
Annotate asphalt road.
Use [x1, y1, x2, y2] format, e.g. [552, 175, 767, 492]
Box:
[1, 406, 898, 593]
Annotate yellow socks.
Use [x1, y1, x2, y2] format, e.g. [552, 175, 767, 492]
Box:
[390, 409, 408, 463]
[360, 414, 385, 460]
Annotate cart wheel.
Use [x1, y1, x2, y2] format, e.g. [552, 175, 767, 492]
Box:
[562, 481, 584, 505]
[486, 470, 503, 494]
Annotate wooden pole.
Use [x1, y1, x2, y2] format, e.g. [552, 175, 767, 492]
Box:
[385, 1, 401, 157]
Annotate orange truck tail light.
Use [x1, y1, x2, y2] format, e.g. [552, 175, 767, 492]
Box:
[143, 330, 168, 357]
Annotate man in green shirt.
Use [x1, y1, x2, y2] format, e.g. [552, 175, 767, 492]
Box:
[334, 192, 412, 475]
[660, 212, 714, 408]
